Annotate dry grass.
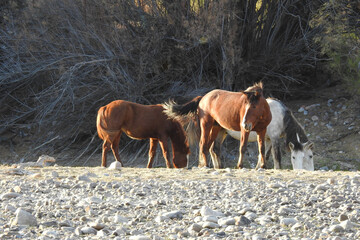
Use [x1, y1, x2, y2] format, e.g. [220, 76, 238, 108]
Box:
[0, 0, 332, 164]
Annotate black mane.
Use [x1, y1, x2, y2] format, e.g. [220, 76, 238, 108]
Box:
[283, 106, 308, 151]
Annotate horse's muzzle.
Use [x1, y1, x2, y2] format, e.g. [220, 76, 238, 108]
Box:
[242, 123, 252, 132]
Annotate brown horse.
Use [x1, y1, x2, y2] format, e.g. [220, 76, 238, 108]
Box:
[96, 100, 190, 168]
[164, 82, 272, 169]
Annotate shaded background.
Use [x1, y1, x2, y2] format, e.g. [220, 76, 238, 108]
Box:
[0, 0, 359, 166]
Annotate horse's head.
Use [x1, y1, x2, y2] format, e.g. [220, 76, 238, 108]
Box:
[173, 150, 190, 168]
[170, 120, 191, 168]
[289, 139, 314, 171]
[241, 86, 268, 132]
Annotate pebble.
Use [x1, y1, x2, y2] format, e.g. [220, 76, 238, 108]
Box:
[280, 217, 297, 226]
[12, 208, 37, 226]
[1, 192, 21, 200]
[200, 206, 225, 217]
[329, 224, 344, 233]
[108, 161, 122, 170]
[129, 236, 151, 240]
[0, 167, 359, 239]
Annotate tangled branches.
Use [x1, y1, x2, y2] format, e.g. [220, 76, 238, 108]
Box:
[0, 0, 326, 164]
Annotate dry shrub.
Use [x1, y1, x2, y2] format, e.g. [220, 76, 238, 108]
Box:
[0, 0, 325, 164]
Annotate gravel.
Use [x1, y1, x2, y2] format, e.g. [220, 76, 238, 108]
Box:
[1, 166, 360, 239]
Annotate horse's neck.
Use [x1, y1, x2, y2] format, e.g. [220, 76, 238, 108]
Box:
[284, 110, 308, 145]
[169, 123, 187, 152]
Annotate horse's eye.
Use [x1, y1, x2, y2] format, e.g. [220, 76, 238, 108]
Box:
[292, 156, 295, 159]
[309, 155, 313, 158]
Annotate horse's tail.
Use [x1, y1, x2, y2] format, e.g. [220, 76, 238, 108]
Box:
[96, 106, 107, 140]
[183, 117, 201, 147]
[163, 96, 202, 146]
[163, 96, 202, 119]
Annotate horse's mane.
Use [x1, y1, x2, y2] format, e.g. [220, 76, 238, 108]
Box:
[243, 82, 264, 104]
[168, 119, 190, 154]
[244, 82, 263, 93]
[283, 108, 308, 151]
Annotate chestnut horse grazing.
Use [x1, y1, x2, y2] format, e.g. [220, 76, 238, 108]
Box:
[164, 82, 272, 169]
[96, 100, 190, 168]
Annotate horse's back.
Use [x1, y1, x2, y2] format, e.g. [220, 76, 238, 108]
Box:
[266, 99, 286, 140]
[200, 89, 245, 130]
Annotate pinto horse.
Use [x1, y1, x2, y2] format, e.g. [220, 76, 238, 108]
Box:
[96, 100, 190, 168]
[164, 82, 272, 169]
[211, 98, 314, 170]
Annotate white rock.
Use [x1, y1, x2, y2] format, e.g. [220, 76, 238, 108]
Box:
[81, 226, 97, 234]
[218, 217, 235, 226]
[1, 192, 21, 200]
[291, 222, 303, 231]
[108, 161, 122, 170]
[78, 175, 92, 182]
[129, 236, 151, 240]
[4, 204, 16, 213]
[155, 215, 168, 223]
[252, 234, 266, 240]
[314, 184, 329, 191]
[203, 215, 218, 223]
[202, 221, 220, 229]
[42, 230, 59, 238]
[280, 218, 297, 226]
[268, 183, 283, 189]
[89, 221, 105, 230]
[51, 171, 59, 178]
[188, 223, 202, 232]
[278, 206, 295, 216]
[311, 115, 319, 121]
[113, 214, 129, 223]
[244, 211, 257, 220]
[235, 215, 251, 226]
[161, 210, 182, 219]
[86, 196, 102, 204]
[340, 220, 354, 230]
[12, 208, 37, 226]
[256, 215, 272, 225]
[200, 206, 225, 217]
[329, 224, 344, 233]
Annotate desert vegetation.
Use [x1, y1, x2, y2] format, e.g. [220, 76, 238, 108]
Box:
[0, 0, 359, 164]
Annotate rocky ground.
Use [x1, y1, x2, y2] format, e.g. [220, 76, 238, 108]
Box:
[286, 84, 360, 171]
[1, 165, 360, 240]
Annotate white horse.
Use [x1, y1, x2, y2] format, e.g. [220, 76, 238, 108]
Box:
[210, 98, 314, 170]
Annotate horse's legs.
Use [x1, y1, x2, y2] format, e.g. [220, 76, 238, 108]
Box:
[237, 130, 249, 169]
[147, 138, 158, 168]
[271, 139, 281, 169]
[101, 140, 111, 167]
[265, 143, 272, 161]
[255, 129, 267, 169]
[198, 117, 214, 167]
[110, 132, 124, 167]
[159, 138, 172, 168]
[209, 128, 226, 169]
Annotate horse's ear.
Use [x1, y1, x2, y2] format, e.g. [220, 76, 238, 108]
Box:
[305, 141, 314, 150]
[254, 89, 262, 97]
[289, 142, 295, 151]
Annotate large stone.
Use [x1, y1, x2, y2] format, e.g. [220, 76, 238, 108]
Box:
[108, 161, 122, 170]
[280, 218, 297, 226]
[12, 208, 37, 226]
[1, 192, 21, 200]
[218, 217, 236, 226]
[161, 210, 183, 219]
[200, 206, 225, 217]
